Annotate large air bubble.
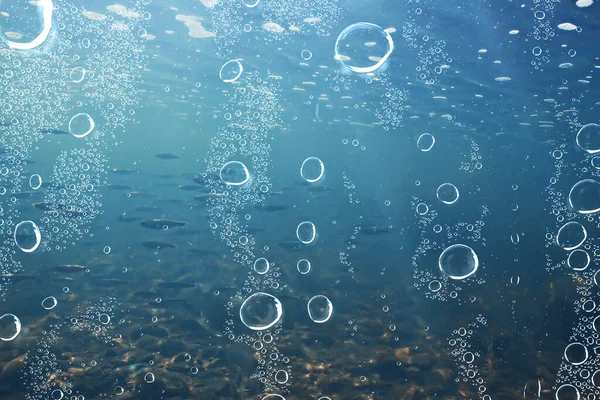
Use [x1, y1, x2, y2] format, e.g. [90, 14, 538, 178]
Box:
[69, 113, 95, 138]
[576, 123, 600, 154]
[220, 161, 250, 186]
[296, 221, 316, 244]
[239, 292, 283, 331]
[556, 221, 587, 251]
[438, 244, 479, 280]
[564, 342, 588, 365]
[568, 179, 600, 214]
[300, 157, 325, 183]
[436, 183, 459, 205]
[417, 133, 435, 152]
[14, 220, 41, 253]
[219, 60, 243, 83]
[0, 313, 21, 341]
[567, 249, 590, 271]
[307, 295, 333, 323]
[0, 0, 52, 50]
[334, 22, 394, 74]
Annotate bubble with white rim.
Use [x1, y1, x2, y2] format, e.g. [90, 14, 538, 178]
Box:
[416, 202, 429, 215]
[301, 50, 312, 60]
[436, 183, 459, 205]
[568, 179, 600, 214]
[438, 244, 479, 280]
[567, 249, 590, 271]
[307, 295, 333, 323]
[555, 384, 579, 400]
[0, 0, 53, 50]
[69, 113, 95, 138]
[41, 296, 57, 310]
[239, 292, 283, 330]
[253, 257, 269, 275]
[417, 133, 435, 152]
[70, 67, 86, 83]
[334, 22, 394, 74]
[300, 157, 325, 183]
[297, 259, 311, 274]
[14, 220, 41, 253]
[51, 389, 63, 400]
[274, 370, 289, 384]
[219, 59, 243, 83]
[296, 221, 316, 244]
[261, 395, 286, 400]
[556, 221, 587, 251]
[241, 0, 260, 7]
[220, 161, 250, 186]
[29, 174, 42, 190]
[564, 342, 588, 365]
[576, 123, 600, 154]
[0, 313, 21, 341]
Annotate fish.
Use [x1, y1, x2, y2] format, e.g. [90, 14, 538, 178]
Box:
[132, 206, 159, 213]
[13, 191, 39, 198]
[134, 291, 159, 299]
[52, 265, 87, 273]
[106, 184, 134, 191]
[307, 186, 334, 193]
[118, 215, 141, 223]
[141, 241, 177, 249]
[278, 241, 302, 250]
[111, 168, 138, 175]
[125, 191, 155, 198]
[192, 174, 221, 186]
[155, 153, 180, 160]
[157, 281, 197, 289]
[194, 193, 225, 202]
[254, 204, 288, 212]
[38, 127, 69, 135]
[179, 185, 207, 191]
[359, 224, 391, 234]
[0, 273, 43, 284]
[90, 278, 129, 287]
[33, 201, 61, 211]
[140, 219, 186, 230]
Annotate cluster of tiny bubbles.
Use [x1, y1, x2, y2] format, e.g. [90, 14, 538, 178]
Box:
[459, 139, 484, 173]
[412, 197, 487, 302]
[552, 268, 600, 398]
[527, 0, 559, 70]
[401, 0, 452, 85]
[342, 171, 360, 204]
[21, 297, 120, 399]
[447, 315, 489, 398]
[209, 0, 341, 58]
[328, 71, 408, 130]
[203, 70, 292, 392]
[40, 147, 107, 251]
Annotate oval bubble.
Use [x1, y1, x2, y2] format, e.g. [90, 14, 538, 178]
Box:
[41, 296, 57, 310]
[51, 389, 63, 400]
[296, 221, 316, 244]
[300, 157, 325, 183]
[307, 295, 333, 323]
[0, 313, 21, 341]
[301, 49, 312, 60]
[0, 0, 52, 50]
[564, 342, 588, 365]
[555, 384, 580, 400]
[70, 67, 86, 83]
[69, 113, 95, 138]
[417, 133, 435, 152]
[439, 244, 479, 280]
[568, 249, 590, 271]
[29, 174, 42, 190]
[436, 183, 459, 205]
[576, 123, 600, 154]
[297, 259, 311, 274]
[241, 0, 260, 7]
[569, 179, 600, 214]
[253, 257, 269, 275]
[14, 220, 41, 253]
[428, 280, 442, 292]
[239, 292, 283, 330]
[416, 202, 429, 215]
[593, 370, 600, 387]
[334, 22, 394, 74]
[262, 395, 286, 400]
[274, 370, 288, 384]
[219, 59, 243, 83]
[556, 221, 587, 251]
[220, 161, 250, 186]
